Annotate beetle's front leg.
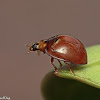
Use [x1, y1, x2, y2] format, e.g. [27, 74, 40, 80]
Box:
[57, 59, 63, 67]
[51, 57, 58, 72]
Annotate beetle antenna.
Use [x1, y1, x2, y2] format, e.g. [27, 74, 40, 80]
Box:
[25, 44, 32, 54]
[25, 44, 30, 47]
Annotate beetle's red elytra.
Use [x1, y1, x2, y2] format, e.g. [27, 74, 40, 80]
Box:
[26, 35, 87, 75]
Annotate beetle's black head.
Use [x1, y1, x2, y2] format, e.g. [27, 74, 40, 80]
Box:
[30, 42, 39, 51]
[26, 40, 47, 54]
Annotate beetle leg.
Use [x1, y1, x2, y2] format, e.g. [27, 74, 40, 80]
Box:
[37, 50, 41, 55]
[57, 59, 62, 67]
[64, 61, 75, 75]
[51, 57, 58, 72]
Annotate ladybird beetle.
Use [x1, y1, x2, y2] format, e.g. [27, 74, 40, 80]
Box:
[26, 35, 87, 75]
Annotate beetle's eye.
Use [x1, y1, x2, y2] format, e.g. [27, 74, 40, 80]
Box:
[35, 43, 39, 45]
[44, 40, 48, 43]
[32, 43, 39, 50]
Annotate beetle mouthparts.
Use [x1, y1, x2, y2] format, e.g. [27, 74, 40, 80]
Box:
[25, 43, 30, 47]
[25, 43, 32, 54]
[27, 51, 32, 54]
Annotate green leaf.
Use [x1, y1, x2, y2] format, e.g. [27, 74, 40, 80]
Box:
[41, 45, 100, 100]
[41, 72, 100, 100]
[55, 45, 100, 88]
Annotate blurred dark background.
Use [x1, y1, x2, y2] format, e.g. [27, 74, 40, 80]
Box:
[0, 0, 100, 100]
